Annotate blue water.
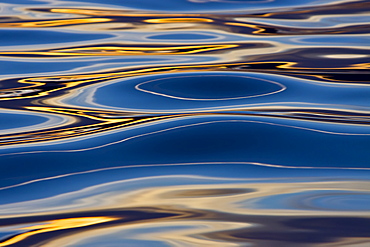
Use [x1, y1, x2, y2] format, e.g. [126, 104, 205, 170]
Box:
[0, 0, 370, 246]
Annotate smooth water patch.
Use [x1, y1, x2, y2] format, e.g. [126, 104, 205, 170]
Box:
[135, 74, 284, 100]
[0, 110, 69, 135]
[0, 30, 112, 47]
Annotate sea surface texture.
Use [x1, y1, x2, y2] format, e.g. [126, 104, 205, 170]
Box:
[0, 0, 370, 246]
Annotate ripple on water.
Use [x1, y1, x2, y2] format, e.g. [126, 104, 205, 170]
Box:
[135, 73, 284, 100]
[64, 70, 370, 112]
[64, 0, 346, 12]
[78, 72, 289, 111]
[0, 29, 112, 47]
[0, 0, 369, 246]
[0, 166, 369, 246]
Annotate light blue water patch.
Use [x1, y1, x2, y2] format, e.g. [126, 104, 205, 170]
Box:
[115, 31, 250, 43]
[0, 60, 90, 75]
[291, 36, 370, 47]
[1, 0, 41, 4]
[0, 29, 112, 47]
[0, 56, 208, 75]
[0, 112, 46, 131]
[64, 0, 346, 13]
[242, 190, 370, 211]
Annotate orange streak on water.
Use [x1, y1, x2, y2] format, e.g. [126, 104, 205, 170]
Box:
[0, 18, 112, 28]
[0, 44, 238, 57]
[0, 217, 118, 247]
[144, 18, 214, 23]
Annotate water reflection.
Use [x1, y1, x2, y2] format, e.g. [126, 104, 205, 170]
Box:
[0, 0, 369, 246]
[0, 165, 369, 246]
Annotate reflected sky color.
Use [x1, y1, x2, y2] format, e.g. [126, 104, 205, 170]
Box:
[0, 0, 369, 246]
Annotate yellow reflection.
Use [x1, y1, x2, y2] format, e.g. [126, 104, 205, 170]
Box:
[275, 61, 298, 69]
[0, 18, 111, 28]
[0, 44, 237, 57]
[0, 217, 118, 247]
[49, 8, 205, 17]
[351, 62, 370, 69]
[0, 106, 199, 146]
[0, 64, 219, 101]
[242, 61, 369, 71]
[224, 22, 266, 34]
[306, 74, 370, 84]
[279, 61, 370, 70]
[2, 60, 364, 102]
[144, 18, 213, 23]
[50, 8, 114, 16]
[25, 106, 135, 122]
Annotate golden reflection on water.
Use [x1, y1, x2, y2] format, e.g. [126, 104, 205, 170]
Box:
[0, 108, 194, 146]
[224, 22, 267, 34]
[2, 6, 368, 37]
[1, 59, 366, 103]
[0, 44, 238, 57]
[0, 1, 369, 246]
[43, 220, 250, 247]
[0, 176, 369, 246]
[2, 176, 369, 217]
[47, 8, 210, 17]
[0, 18, 112, 28]
[1, 108, 369, 148]
[0, 217, 118, 247]
[144, 18, 214, 23]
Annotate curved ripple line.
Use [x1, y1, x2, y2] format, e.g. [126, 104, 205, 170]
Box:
[1, 161, 369, 192]
[1, 118, 370, 155]
[135, 74, 286, 101]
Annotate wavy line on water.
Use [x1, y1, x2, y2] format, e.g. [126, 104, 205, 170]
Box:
[1, 161, 370, 192]
[1, 60, 368, 101]
[4, 6, 370, 36]
[30, 2, 368, 18]
[135, 74, 286, 100]
[2, 118, 370, 154]
[1, 106, 369, 147]
[0, 119, 369, 190]
[0, 44, 239, 57]
[0, 216, 119, 247]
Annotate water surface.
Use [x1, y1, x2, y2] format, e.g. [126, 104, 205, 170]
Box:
[0, 0, 370, 246]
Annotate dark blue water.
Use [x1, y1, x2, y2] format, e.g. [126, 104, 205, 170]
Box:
[0, 0, 370, 246]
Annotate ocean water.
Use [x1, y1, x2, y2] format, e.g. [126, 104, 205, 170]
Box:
[0, 0, 370, 246]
